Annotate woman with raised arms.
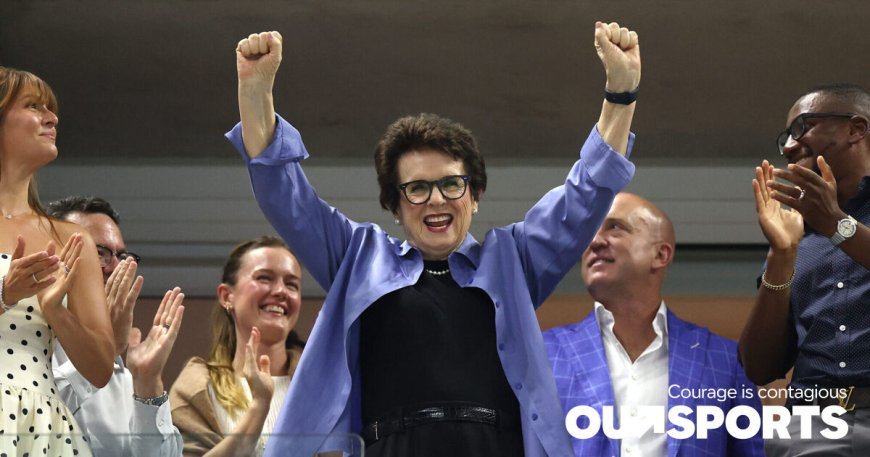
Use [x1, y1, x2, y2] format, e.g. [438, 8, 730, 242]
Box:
[229, 21, 640, 457]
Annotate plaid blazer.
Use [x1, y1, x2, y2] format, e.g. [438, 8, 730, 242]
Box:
[543, 308, 765, 457]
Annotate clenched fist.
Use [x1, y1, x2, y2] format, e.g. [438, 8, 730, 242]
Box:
[237, 31, 283, 87]
[594, 21, 640, 93]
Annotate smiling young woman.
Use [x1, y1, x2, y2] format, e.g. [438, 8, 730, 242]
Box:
[169, 236, 305, 456]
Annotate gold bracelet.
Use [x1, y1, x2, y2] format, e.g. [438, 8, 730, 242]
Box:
[761, 269, 795, 291]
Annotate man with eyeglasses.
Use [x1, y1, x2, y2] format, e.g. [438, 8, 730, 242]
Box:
[739, 84, 870, 456]
[46, 196, 184, 457]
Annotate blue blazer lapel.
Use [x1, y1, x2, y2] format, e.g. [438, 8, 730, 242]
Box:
[572, 313, 620, 457]
[666, 310, 709, 457]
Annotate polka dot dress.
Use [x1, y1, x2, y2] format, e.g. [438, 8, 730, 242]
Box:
[0, 255, 91, 456]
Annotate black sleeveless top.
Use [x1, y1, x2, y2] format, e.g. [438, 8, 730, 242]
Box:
[359, 260, 523, 456]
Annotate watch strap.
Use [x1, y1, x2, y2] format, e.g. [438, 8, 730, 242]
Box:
[133, 390, 169, 407]
[604, 88, 638, 105]
[831, 216, 857, 246]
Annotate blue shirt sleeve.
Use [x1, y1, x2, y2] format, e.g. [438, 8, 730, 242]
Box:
[226, 115, 358, 291]
[512, 126, 636, 306]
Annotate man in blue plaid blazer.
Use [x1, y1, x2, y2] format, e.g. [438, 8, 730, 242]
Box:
[543, 193, 764, 457]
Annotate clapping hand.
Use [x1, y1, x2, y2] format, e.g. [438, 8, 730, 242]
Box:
[127, 287, 184, 398]
[37, 233, 83, 312]
[766, 156, 844, 237]
[753, 160, 805, 251]
[243, 327, 274, 406]
[2, 236, 61, 306]
[105, 258, 144, 356]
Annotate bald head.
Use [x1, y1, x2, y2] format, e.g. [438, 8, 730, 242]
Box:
[581, 192, 676, 304]
[614, 192, 676, 247]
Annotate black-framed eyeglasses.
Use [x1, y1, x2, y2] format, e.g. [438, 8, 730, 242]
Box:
[96, 244, 141, 268]
[398, 175, 470, 205]
[776, 112, 856, 155]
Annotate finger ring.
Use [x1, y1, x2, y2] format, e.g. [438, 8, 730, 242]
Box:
[31, 273, 38, 284]
[163, 323, 171, 329]
[64, 266, 71, 275]
[798, 188, 806, 201]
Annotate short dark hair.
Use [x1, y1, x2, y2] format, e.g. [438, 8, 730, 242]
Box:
[374, 113, 487, 213]
[45, 196, 121, 224]
[802, 83, 870, 117]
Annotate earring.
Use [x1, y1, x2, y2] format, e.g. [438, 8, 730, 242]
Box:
[225, 304, 233, 314]
[394, 219, 401, 225]
[473, 207, 478, 214]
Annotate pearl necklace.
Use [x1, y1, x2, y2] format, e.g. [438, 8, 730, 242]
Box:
[425, 268, 450, 276]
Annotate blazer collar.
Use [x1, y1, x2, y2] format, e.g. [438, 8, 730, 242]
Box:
[665, 310, 709, 457]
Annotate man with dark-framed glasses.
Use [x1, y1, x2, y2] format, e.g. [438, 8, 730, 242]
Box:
[46, 196, 185, 457]
[48, 196, 139, 283]
[740, 84, 870, 456]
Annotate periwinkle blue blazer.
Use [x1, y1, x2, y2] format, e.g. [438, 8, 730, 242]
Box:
[543, 309, 765, 457]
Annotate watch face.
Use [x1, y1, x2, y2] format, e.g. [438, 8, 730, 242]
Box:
[838, 218, 857, 238]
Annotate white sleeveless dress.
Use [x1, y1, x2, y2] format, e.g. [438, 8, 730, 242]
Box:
[0, 254, 91, 456]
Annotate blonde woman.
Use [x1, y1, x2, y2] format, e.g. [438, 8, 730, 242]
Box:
[170, 236, 304, 456]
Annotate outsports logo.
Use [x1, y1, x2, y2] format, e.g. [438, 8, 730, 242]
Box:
[564, 385, 852, 440]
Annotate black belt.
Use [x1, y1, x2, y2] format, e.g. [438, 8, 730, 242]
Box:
[362, 404, 510, 444]
[796, 386, 870, 412]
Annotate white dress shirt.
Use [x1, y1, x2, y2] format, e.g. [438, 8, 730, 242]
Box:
[595, 301, 669, 457]
[53, 344, 183, 457]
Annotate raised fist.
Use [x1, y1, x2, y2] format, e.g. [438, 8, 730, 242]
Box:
[236, 31, 283, 86]
[594, 22, 641, 93]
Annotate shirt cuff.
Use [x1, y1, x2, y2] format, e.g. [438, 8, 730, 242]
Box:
[225, 114, 310, 166]
[53, 360, 99, 406]
[581, 126, 636, 190]
[132, 398, 176, 436]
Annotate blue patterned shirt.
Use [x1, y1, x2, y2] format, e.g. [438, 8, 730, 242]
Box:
[786, 176, 870, 389]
